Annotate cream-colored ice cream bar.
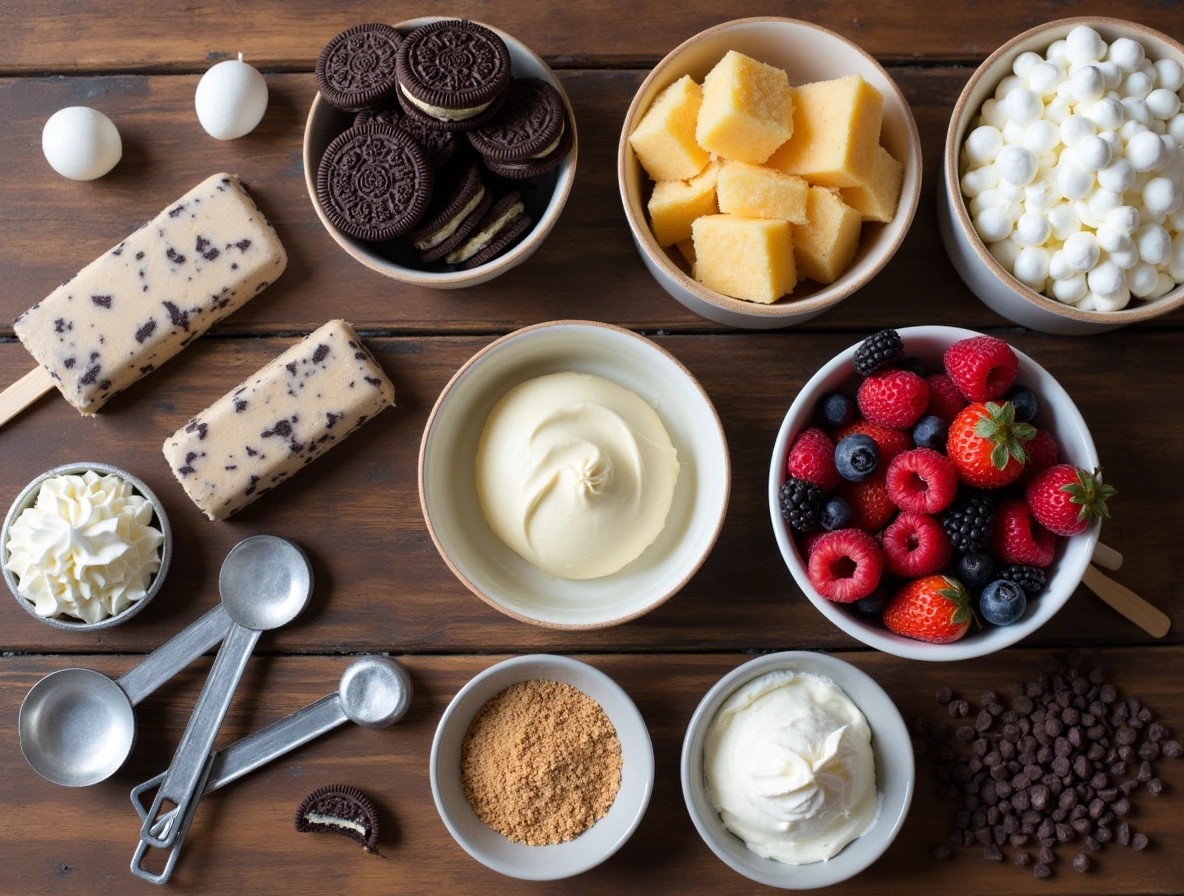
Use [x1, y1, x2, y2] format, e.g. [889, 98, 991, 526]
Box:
[13, 173, 287, 414]
[163, 320, 395, 521]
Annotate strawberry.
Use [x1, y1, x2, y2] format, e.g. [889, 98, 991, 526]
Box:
[834, 420, 912, 464]
[857, 369, 929, 429]
[886, 448, 958, 514]
[1017, 428, 1059, 485]
[1026, 465, 1115, 536]
[947, 401, 1035, 489]
[840, 471, 896, 532]
[943, 335, 1019, 402]
[924, 373, 968, 424]
[807, 529, 883, 603]
[787, 427, 841, 492]
[884, 575, 975, 644]
[992, 497, 1057, 567]
[881, 512, 953, 577]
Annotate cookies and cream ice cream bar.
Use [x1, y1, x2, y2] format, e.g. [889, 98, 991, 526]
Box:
[12, 172, 287, 415]
[162, 320, 395, 520]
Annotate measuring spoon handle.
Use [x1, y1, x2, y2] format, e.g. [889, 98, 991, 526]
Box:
[115, 605, 232, 707]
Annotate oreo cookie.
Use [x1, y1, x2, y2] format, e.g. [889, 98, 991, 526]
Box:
[408, 161, 491, 263]
[445, 191, 533, 269]
[395, 20, 511, 132]
[354, 106, 458, 169]
[467, 79, 566, 163]
[295, 785, 381, 854]
[316, 23, 404, 112]
[481, 114, 574, 180]
[316, 124, 433, 241]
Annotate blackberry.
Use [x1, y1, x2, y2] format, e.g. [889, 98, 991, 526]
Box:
[942, 492, 995, 553]
[999, 564, 1046, 595]
[853, 328, 904, 376]
[779, 477, 823, 532]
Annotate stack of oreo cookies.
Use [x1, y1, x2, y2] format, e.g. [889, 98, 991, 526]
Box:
[313, 19, 574, 271]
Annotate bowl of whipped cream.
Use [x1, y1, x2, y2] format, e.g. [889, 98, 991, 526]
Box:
[2, 462, 171, 631]
[419, 320, 730, 628]
[681, 651, 913, 889]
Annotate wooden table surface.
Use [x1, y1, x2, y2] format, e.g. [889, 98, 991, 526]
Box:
[2, 2, 1183, 894]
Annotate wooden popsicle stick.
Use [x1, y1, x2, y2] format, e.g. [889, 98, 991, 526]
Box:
[1081, 565, 1171, 639]
[0, 367, 56, 429]
[1091, 541, 1123, 571]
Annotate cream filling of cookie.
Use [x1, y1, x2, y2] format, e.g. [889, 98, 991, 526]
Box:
[399, 83, 492, 121]
[446, 202, 525, 264]
[529, 121, 565, 159]
[413, 186, 486, 250]
[305, 812, 368, 837]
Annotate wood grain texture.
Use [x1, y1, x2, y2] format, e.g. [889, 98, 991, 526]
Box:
[0, 332, 1179, 655]
[1, 649, 1182, 895]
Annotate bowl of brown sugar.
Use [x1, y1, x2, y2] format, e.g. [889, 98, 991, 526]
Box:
[430, 654, 654, 880]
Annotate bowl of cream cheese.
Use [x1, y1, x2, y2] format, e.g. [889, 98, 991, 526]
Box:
[681, 651, 913, 889]
[2, 462, 172, 631]
[419, 320, 730, 628]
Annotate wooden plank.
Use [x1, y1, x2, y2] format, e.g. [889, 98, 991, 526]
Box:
[1, 0, 1180, 72]
[0, 649, 1181, 894]
[0, 332, 1178, 654]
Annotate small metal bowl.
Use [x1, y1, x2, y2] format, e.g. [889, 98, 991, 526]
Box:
[2, 462, 172, 631]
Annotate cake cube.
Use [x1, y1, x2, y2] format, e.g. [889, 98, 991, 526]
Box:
[629, 75, 711, 181]
[717, 161, 808, 223]
[767, 75, 884, 188]
[691, 214, 796, 304]
[676, 238, 696, 267]
[695, 51, 794, 164]
[793, 186, 863, 284]
[840, 145, 904, 223]
[647, 161, 721, 247]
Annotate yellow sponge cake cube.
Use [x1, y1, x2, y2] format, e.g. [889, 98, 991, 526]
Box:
[768, 75, 883, 188]
[629, 76, 711, 182]
[647, 161, 721, 247]
[717, 161, 808, 223]
[691, 214, 796, 304]
[695, 51, 794, 164]
[840, 145, 904, 223]
[793, 187, 862, 284]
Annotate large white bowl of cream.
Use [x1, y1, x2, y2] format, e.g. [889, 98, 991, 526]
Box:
[419, 320, 730, 629]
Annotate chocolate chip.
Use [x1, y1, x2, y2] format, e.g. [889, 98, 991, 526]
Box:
[949, 699, 970, 718]
[1139, 741, 1160, 761]
[1099, 685, 1117, 703]
[982, 844, 1002, 861]
[1095, 825, 1112, 843]
[1039, 843, 1056, 864]
[976, 710, 994, 732]
[1072, 852, 1090, 872]
[931, 844, 951, 860]
[1033, 862, 1052, 879]
[1117, 821, 1131, 846]
[1147, 778, 1163, 796]
[1164, 740, 1184, 759]
[1148, 722, 1168, 743]
[936, 687, 953, 705]
[1132, 832, 1149, 851]
[1015, 851, 1031, 867]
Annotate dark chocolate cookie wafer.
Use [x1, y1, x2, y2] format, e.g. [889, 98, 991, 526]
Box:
[443, 191, 532, 269]
[395, 20, 511, 132]
[467, 78, 566, 162]
[355, 107, 459, 168]
[481, 114, 574, 180]
[316, 24, 404, 112]
[408, 161, 490, 262]
[295, 785, 381, 854]
[317, 125, 433, 241]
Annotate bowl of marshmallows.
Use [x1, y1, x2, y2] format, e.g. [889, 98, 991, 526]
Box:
[939, 18, 1184, 334]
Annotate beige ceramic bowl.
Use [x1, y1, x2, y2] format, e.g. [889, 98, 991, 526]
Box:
[618, 17, 922, 329]
[939, 17, 1184, 335]
[303, 17, 578, 289]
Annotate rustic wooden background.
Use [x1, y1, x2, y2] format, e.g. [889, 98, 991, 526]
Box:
[2, 2, 1183, 894]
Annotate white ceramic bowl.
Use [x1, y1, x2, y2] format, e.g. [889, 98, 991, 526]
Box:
[303, 17, 578, 289]
[430, 654, 654, 880]
[768, 326, 1101, 661]
[618, 17, 922, 329]
[419, 320, 730, 629]
[681, 651, 913, 889]
[939, 17, 1184, 335]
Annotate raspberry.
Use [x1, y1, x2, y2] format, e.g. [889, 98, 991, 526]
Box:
[787, 427, 840, 491]
[857, 369, 929, 429]
[886, 448, 958, 514]
[1018, 428, 1059, 485]
[834, 420, 912, 463]
[943, 335, 1019, 403]
[807, 529, 884, 603]
[853, 328, 904, 376]
[840, 472, 897, 532]
[881, 512, 953, 577]
[991, 497, 1057, 567]
[925, 373, 967, 424]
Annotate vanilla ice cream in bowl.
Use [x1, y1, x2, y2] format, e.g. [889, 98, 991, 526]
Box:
[681, 651, 912, 889]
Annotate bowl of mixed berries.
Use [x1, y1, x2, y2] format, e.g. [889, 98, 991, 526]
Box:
[769, 326, 1115, 660]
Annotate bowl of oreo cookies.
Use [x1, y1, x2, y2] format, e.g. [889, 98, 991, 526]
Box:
[303, 18, 578, 288]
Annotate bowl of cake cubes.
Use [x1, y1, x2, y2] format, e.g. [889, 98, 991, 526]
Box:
[618, 17, 922, 329]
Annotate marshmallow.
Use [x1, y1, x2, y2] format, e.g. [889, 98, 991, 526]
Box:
[1013, 51, 1044, 80]
[1153, 58, 1184, 92]
[1146, 88, 1181, 121]
[1098, 130, 1125, 161]
[1170, 205, 1184, 231]
[1025, 179, 1057, 214]
[1149, 119, 1167, 135]
[1164, 236, 1184, 280]
[1048, 249, 1073, 281]
[1051, 273, 1088, 303]
[1056, 79, 1075, 102]
[1025, 119, 1062, 154]
[1004, 88, 1044, 127]
[1047, 202, 1082, 239]
[1121, 96, 1152, 125]
[1061, 114, 1096, 147]
[1097, 157, 1135, 192]
[1144, 177, 1182, 216]
[1134, 222, 1172, 264]
[961, 166, 999, 198]
[1075, 134, 1112, 170]
[965, 125, 1004, 164]
[1014, 246, 1051, 286]
[1151, 271, 1177, 299]
[1071, 64, 1106, 104]
[1107, 37, 1145, 73]
[1028, 62, 1064, 97]
[1046, 39, 1069, 66]
[995, 75, 1025, 101]
[1063, 231, 1101, 271]
[1002, 119, 1030, 145]
[1057, 162, 1094, 200]
[997, 145, 1039, 185]
[1085, 96, 1125, 131]
[1121, 71, 1154, 100]
[1118, 119, 1149, 143]
[970, 188, 1006, 214]
[1087, 259, 1127, 296]
[1127, 130, 1168, 171]
[988, 237, 1022, 269]
[1168, 114, 1184, 143]
[1076, 199, 1103, 229]
[999, 180, 1026, 202]
[1079, 288, 1131, 311]
[1087, 188, 1123, 220]
[1107, 205, 1141, 234]
[1066, 26, 1107, 64]
[1128, 261, 1160, 297]
[975, 206, 1014, 242]
[1015, 211, 1053, 246]
[1097, 61, 1124, 90]
[981, 97, 1008, 130]
[1044, 96, 1072, 124]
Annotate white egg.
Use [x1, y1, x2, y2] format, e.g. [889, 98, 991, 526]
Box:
[195, 54, 269, 140]
[41, 106, 122, 180]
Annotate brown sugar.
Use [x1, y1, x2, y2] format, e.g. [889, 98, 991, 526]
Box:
[460, 679, 623, 846]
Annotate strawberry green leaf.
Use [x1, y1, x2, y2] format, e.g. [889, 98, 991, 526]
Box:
[974, 401, 1033, 470]
[1062, 467, 1116, 523]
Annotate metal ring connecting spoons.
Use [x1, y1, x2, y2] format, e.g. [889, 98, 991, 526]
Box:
[138, 535, 313, 850]
[130, 655, 412, 884]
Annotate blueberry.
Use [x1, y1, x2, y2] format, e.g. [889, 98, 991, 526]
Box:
[1006, 385, 1038, 423]
[835, 434, 880, 481]
[818, 392, 856, 429]
[897, 357, 926, 377]
[912, 414, 948, 450]
[821, 495, 854, 531]
[957, 552, 996, 591]
[854, 588, 890, 615]
[979, 579, 1027, 626]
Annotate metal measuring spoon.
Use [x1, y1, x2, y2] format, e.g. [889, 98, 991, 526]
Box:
[129, 656, 412, 884]
[18, 604, 234, 787]
[138, 535, 313, 850]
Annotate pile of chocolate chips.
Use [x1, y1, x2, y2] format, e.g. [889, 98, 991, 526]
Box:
[915, 651, 1181, 879]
